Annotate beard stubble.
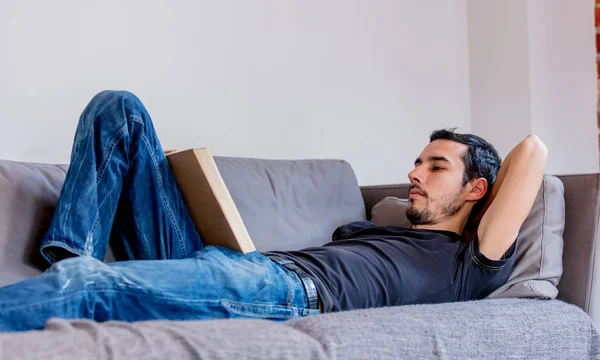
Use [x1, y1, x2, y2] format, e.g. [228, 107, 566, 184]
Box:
[406, 189, 463, 225]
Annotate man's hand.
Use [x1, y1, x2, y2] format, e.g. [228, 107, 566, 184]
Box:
[475, 135, 547, 260]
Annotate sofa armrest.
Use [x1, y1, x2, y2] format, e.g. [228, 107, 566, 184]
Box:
[556, 173, 600, 324]
[361, 174, 600, 325]
[360, 184, 410, 220]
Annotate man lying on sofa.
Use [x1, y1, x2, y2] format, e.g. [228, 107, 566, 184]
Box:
[0, 91, 547, 332]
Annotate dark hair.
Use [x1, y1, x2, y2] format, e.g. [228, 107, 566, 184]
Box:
[430, 128, 502, 213]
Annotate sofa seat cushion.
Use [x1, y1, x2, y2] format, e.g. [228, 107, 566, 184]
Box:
[1, 298, 596, 360]
[1, 317, 328, 360]
[288, 298, 597, 359]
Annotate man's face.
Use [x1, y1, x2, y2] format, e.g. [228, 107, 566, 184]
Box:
[406, 140, 469, 225]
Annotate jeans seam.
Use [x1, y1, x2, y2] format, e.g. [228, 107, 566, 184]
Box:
[220, 300, 300, 319]
[283, 269, 299, 308]
[140, 134, 187, 258]
[269, 260, 296, 307]
[40, 241, 85, 263]
[2, 287, 226, 313]
[83, 123, 129, 256]
[95, 124, 128, 184]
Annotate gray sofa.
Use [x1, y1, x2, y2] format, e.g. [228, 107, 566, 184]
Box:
[0, 157, 598, 359]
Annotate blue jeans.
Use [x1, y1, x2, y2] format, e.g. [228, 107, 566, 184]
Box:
[0, 91, 317, 332]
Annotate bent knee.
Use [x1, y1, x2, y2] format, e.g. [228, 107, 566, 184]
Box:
[89, 90, 142, 108]
[48, 256, 109, 274]
[47, 257, 124, 294]
[87, 90, 146, 117]
[82, 90, 150, 129]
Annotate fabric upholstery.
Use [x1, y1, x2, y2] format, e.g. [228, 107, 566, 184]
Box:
[488, 175, 565, 299]
[0, 160, 68, 285]
[364, 175, 565, 300]
[370, 196, 411, 227]
[289, 298, 598, 360]
[556, 173, 600, 328]
[0, 318, 327, 360]
[213, 156, 366, 251]
[361, 183, 411, 219]
[0, 298, 596, 360]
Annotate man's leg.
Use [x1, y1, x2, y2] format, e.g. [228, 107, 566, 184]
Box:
[41, 90, 203, 263]
[0, 247, 315, 332]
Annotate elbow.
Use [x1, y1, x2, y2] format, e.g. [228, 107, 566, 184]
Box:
[523, 134, 548, 160]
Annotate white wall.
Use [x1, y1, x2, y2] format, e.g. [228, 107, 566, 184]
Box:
[467, 0, 599, 175]
[0, 0, 472, 185]
[527, 0, 599, 175]
[468, 1, 532, 156]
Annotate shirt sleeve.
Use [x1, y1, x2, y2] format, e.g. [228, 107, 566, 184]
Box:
[457, 235, 518, 301]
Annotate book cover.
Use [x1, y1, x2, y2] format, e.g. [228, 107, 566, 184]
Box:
[166, 148, 256, 254]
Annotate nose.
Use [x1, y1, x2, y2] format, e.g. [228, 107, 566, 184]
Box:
[408, 166, 424, 185]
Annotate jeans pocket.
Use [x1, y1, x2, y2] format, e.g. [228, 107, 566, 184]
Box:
[221, 300, 298, 320]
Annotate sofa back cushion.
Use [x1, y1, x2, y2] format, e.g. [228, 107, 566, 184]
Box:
[371, 197, 411, 227]
[0, 160, 68, 286]
[0, 157, 366, 285]
[213, 157, 366, 251]
[368, 174, 565, 300]
[487, 175, 565, 299]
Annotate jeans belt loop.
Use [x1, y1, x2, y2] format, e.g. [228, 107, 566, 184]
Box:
[267, 255, 320, 311]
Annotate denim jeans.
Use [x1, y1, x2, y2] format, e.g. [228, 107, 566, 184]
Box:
[0, 91, 318, 332]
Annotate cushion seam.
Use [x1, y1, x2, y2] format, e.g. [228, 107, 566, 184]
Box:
[526, 280, 543, 298]
[537, 176, 547, 281]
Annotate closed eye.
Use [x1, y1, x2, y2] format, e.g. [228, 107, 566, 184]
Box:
[432, 166, 445, 171]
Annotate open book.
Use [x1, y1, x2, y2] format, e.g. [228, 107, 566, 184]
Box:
[165, 148, 256, 254]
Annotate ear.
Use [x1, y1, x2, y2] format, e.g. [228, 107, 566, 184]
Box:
[465, 178, 488, 202]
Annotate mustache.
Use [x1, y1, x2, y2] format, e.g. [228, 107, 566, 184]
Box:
[409, 185, 428, 197]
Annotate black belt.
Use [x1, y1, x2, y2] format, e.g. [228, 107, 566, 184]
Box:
[267, 255, 320, 311]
